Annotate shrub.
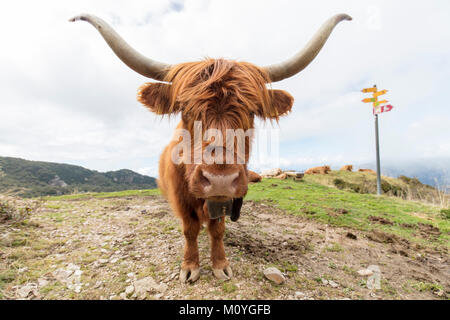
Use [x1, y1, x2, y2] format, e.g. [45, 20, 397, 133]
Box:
[333, 178, 368, 194]
[349, 183, 363, 194]
[0, 199, 16, 221]
[0, 196, 40, 223]
[333, 178, 346, 190]
[398, 175, 422, 186]
[440, 209, 450, 220]
[381, 180, 392, 193]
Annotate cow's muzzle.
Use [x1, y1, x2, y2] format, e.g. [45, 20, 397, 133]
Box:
[206, 198, 243, 222]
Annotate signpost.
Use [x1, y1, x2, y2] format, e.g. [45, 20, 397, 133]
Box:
[361, 85, 394, 196]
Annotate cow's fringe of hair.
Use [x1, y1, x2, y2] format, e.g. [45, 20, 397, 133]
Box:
[162, 58, 279, 131]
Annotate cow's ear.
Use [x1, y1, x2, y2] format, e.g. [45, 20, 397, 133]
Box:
[266, 89, 294, 118]
[137, 83, 180, 115]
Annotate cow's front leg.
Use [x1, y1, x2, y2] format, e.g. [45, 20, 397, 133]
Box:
[180, 214, 201, 283]
[208, 218, 232, 280]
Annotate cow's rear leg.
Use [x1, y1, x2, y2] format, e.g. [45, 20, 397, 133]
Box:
[180, 213, 201, 283]
[208, 218, 232, 280]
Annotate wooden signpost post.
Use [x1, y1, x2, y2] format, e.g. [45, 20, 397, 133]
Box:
[361, 85, 394, 196]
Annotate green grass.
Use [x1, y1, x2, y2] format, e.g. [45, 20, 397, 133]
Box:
[0, 270, 16, 286]
[222, 282, 238, 294]
[326, 243, 344, 252]
[43, 189, 160, 201]
[411, 281, 443, 293]
[246, 179, 449, 248]
[409, 281, 444, 292]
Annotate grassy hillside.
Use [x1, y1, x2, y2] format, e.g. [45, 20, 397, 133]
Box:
[359, 158, 450, 192]
[0, 157, 157, 198]
[303, 170, 447, 207]
[246, 179, 449, 248]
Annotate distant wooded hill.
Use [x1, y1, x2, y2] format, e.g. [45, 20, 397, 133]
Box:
[0, 156, 157, 198]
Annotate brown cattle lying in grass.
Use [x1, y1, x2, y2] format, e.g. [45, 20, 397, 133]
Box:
[248, 171, 262, 183]
[274, 173, 288, 180]
[260, 168, 282, 178]
[340, 165, 353, 172]
[359, 169, 376, 174]
[260, 170, 304, 181]
[305, 166, 331, 175]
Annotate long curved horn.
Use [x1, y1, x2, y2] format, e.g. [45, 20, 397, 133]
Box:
[69, 14, 171, 81]
[263, 14, 352, 83]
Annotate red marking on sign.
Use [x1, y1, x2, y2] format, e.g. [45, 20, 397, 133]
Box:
[373, 105, 394, 115]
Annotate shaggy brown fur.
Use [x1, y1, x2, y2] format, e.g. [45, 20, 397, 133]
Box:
[305, 166, 331, 175]
[137, 59, 294, 282]
[340, 165, 353, 172]
[248, 170, 262, 183]
[359, 169, 376, 174]
[138, 59, 293, 130]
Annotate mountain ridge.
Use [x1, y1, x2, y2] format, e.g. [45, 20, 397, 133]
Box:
[0, 156, 157, 198]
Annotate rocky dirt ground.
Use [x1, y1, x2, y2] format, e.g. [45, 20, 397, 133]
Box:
[0, 195, 448, 300]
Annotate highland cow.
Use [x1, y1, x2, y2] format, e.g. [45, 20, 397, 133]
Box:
[359, 169, 376, 174]
[70, 13, 351, 282]
[305, 166, 331, 175]
[248, 171, 262, 183]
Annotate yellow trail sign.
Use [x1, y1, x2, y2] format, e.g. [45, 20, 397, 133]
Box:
[373, 100, 388, 107]
[362, 87, 377, 93]
[373, 90, 388, 98]
[362, 97, 377, 103]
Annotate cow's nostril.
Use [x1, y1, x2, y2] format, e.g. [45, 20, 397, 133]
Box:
[199, 172, 211, 187]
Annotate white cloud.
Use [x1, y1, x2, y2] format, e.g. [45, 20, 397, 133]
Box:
[0, 0, 449, 176]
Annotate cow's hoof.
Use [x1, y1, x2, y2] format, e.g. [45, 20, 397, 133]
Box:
[213, 266, 233, 280]
[180, 268, 200, 283]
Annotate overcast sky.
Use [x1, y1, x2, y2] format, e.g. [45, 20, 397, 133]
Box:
[1, 0, 449, 177]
